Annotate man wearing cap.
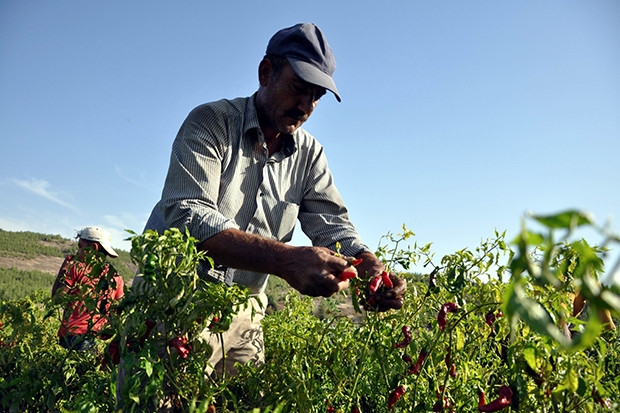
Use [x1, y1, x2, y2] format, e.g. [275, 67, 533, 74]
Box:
[141, 23, 406, 373]
[52, 226, 125, 351]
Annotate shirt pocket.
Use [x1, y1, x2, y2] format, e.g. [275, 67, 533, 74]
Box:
[270, 201, 300, 242]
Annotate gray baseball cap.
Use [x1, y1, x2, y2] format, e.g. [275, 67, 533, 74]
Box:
[266, 23, 341, 102]
[77, 226, 118, 258]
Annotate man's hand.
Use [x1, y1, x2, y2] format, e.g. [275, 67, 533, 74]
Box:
[280, 246, 357, 297]
[354, 251, 407, 312]
[364, 273, 407, 311]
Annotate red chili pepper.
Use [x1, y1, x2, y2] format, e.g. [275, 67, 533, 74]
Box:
[351, 258, 363, 266]
[339, 270, 357, 281]
[208, 317, 220, 330]
[437, 302, 459, 331]
[408, 349, 428, 375]
[366, 295, 378, 307]
[449, 363, 456, 377]
[478, 391, 487, 408]
[443, 302, 458, 312]
[381, 271, 394, 288]
[169, 336, 192, 359]
[478, 385, 512, 412]
[369, 275, 383, 294]
[388, 385, 405, 410]
[485, 310, 496, 326]
[394, 325, 412, 348]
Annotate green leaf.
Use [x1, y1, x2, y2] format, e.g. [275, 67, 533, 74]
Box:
[507, 284, 571, 347]
[522, 343, 538, 371]
[455, 329, 465, 350]
[531, 210, 594, 230]
[510, 229, 545, 246]
[562, 366, 579, 393]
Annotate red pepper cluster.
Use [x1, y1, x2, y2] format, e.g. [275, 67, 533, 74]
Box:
[169, 336, 192, 359]
[366, 271, 394, 307]
[478, 385, 512, 412]
[437, 302, 459, 331]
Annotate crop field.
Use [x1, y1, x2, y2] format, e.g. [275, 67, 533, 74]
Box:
[1, 211, 618, 412]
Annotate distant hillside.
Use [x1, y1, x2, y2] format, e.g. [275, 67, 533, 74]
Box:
[0, 228, 136, 301]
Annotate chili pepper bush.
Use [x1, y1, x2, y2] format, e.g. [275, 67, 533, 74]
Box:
[1, 211, 619, 412]
[244, 211, 620, 412]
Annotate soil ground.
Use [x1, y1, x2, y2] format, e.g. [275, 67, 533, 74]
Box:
[0, 255, 64, 275]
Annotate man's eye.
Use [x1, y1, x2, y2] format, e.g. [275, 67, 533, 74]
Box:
[292, 84, 307, 95]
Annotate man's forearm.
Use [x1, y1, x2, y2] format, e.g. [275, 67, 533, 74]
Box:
[198, 228, 295, 277]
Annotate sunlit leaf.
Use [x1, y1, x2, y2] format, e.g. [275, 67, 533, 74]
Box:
[532, 210, 594, 230]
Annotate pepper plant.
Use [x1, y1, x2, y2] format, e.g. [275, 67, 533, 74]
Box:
[1, 211, 619, 412]
[112, 228, 252, 412]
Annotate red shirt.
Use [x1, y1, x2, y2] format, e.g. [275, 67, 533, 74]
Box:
[57, 261, 124, 337]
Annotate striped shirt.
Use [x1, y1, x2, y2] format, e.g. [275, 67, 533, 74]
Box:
[145, 94, 369, 292]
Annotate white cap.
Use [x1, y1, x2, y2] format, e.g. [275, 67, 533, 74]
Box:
[77, 226, 119, 258]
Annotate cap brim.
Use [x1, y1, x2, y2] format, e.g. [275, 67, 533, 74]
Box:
[101, 243, 119, 258]
[288, 58, 341, 102]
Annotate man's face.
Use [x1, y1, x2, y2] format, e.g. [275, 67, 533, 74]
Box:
[77, 238, 95, 261]
[258, 62, 326, 135]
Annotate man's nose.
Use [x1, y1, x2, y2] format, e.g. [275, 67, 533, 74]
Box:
[298, 93, 317, 114]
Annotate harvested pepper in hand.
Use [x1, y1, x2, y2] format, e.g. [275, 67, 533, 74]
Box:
[388, 385, 406, 410]
[381, 271, 394, 288]
[394, 325, 412, 348]
[478, 385, 512, 412]
[369, 275, 383, 294]
[339, 270, 357, 281]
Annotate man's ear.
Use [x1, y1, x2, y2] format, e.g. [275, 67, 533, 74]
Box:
[258, 58, 272, 87]
[92, 242, 101, 253]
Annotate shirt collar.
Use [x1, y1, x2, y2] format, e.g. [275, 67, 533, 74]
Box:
[244, 94, 297, 159]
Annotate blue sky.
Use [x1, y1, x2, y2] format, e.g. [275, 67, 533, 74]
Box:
[1, 1, 619, 281]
